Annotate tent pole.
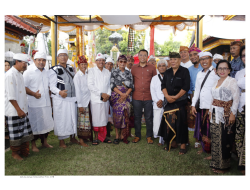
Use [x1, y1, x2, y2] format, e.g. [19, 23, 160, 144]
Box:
[55, 16, 58, 65]
[199, 15, 203, 50]
[51, 21, 55, 66]
[197, 15, 199, 48]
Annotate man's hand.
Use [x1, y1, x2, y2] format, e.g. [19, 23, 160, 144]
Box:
[17, 108, 26, 118]
[156, 100, 163, 108]
[229, 112, 235, 126]
[79, 107, 86, 114]
[33, 90, 41, 99]
[191, 106, 197, 117]
[59, 90, 68, 98]
[166, 95, 175, 103]
[102, 93, 110, 102]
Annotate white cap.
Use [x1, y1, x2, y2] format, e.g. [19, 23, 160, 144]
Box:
[96, 53, 105, 60]
[148, 55, 155, 61]
[34, 52, 47, 60]
[198, 51, 212, 58]
[13, 53, 28, 62]
[106, 57, 114, 64]
[57, 49, 68, 56]
[213, 53, 223, 60]
[163, 57, 170, 61]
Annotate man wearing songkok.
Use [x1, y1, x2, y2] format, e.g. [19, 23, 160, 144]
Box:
[150, 59, 168, 146]
[88, 53, 112, 145]
[23, 52, 54, 152]
[158, 52, 190, 154]
[5, 53, 34, 160]
[126, 55, 134, 72]
[187, 44, 203, 147]
[131, 49, 157, 144]
[105, 57, 114, 138]
[191, 51, 219, 159]
[73, 55, 92, 147]
[48, 49, 79, 148]
[180, 46, 193, 68]
[213, 53, 223, 64]
[230, 40, 244, 78]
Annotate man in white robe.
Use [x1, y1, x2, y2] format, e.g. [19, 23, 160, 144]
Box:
[150, 59, 168, 146]
[88, 53, 112, 144]
[5, 54, 34, 160]
[48, 49, 79, 148]
[23, 52, 54, 152]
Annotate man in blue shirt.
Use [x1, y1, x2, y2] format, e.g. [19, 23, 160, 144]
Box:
[230, 40, 245, 78]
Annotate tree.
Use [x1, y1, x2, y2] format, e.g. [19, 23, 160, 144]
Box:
[95, 28, 113, 54]
[181, 31, 193, 46]
[47, 39, 52, 55]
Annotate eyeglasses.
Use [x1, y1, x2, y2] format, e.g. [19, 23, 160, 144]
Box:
[241, 55, 245, 58]
[217, 67, 230, 71]
[119, 61, 127, 63]
[200, 57, 211, 61]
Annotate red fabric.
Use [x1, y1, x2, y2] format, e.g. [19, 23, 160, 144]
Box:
[150, 26, 155, 56]
[93, 126, 107, 142]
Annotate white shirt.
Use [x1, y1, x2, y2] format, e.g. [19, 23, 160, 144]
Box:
[5, 66, 28, 116]
[23, 64, 51, 108]
[150, 74, 164, 109]
[181, 60, 193, 68]
[209, 76, 240, 124]
[235, 68, 245, 112]
[73, 70, 91, 107]
[192, 66, 220, 109]
[125, 67, 131, 72]
[88, 66, 111, 103]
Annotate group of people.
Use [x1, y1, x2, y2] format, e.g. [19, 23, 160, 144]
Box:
[5, 40, 245, 175]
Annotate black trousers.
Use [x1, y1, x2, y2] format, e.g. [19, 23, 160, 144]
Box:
[132, 99, 153, 139]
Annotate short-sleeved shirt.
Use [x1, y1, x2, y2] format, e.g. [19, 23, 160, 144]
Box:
[131, 63, 157, 101]
[161, 65, 190, 107]
[230, 56, 245, 78]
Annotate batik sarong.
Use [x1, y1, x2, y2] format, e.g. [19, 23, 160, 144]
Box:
[110, 86, 131, 141]
[77, 104, 93, 141]
[186, 101, 195, 131]
[210, 110, 233, 170]
[5, 115, 34, 147]
[235, 106, 245, 171]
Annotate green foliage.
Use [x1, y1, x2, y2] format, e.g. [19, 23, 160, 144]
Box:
[47, 39, 52, 55]
[181, 31, 193, 46]
[95, 28, 113, 54]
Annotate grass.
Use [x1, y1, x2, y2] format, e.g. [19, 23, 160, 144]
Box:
[5, 125, 242, 175]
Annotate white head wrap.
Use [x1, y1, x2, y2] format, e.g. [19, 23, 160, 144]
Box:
[57, 49, 68, 56]
[148, 55, 156, 61]
[163, 57, 170, 61]
[106, 57, 114, 64]
[96, 53, 105, 60]
[198, 51, 212, 58]
[34, 52, 47, 60]
[213, 53, 223, 60]
[157, 59, 168, 67]
[13, 53, 28, 62]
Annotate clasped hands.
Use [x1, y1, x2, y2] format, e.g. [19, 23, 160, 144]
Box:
[101, 93, 110, 102]
[118, 93, 128, 103]
[165, 95, 178, 104]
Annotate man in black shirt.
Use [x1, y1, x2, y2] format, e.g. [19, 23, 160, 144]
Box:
[158, 52, 190, 155]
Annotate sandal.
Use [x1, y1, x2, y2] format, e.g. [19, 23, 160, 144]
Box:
[92, 140, 99, 145]
[103, 138, 112, 143]
[179, 148, 187, 155]
[113, 139, 120, 144]
[132, 137, 140, 143]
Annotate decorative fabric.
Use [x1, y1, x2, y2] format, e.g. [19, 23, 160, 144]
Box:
[110, 68, 133, 91]
[210, 111, 232, 170]
[118, 55, 127, 61]
[230, 40, 243, 47]
[109, 86, 132, 142]
[32, 50, 38, 57]
[127, 28, 135, 52]
[10, 141, 30, 157]
[169, 52, 180, 58]
[96, 53, 105, 60]
[188, 43, 201, 53]
[179, 46, 189, 52]
[93, 126, 107, 142]
[198, 109, 211, 153]
[6, 115, 34, 146]
[77, 55, 88, 64]
[235, 107, 245, 170]
[77, 105, 93, 141]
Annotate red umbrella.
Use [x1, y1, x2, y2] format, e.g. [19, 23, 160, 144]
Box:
[133, 54, 149, 64]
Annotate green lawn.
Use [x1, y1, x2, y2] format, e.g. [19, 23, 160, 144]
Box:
[5, 125, 241, 175]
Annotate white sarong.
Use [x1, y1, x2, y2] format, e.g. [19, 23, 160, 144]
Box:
[153, 108, 164, 144]
[28, 106, 54, 135]
[90, 101, 109, 127]
[52, 96, 77, 137]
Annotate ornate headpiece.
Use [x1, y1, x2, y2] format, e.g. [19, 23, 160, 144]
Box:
[188, 43, 201, 53]
[169, 52, 181, 58]
[118, 55, 127, 61]
[230, 40, 243, 47]
[179, 46, 189, 52]
[32, 50, 38, 57]
[77, 55, 88, 64]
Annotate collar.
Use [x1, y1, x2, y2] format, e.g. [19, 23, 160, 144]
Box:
[79, 70, 87, 76]
[181, 60, 191, 64]
[137, 63, 148, 67]
[12, 66, 20, 73]
[202, 65, 213, 72]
